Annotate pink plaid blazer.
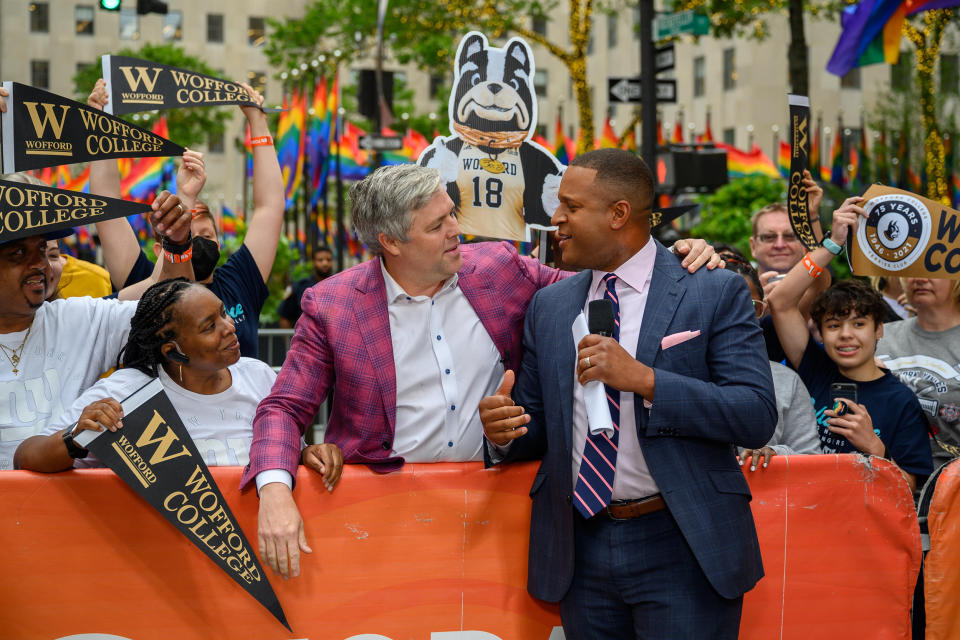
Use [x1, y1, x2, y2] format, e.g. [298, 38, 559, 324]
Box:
[240, 242, 566, 489]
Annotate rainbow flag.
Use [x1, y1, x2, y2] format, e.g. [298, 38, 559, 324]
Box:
[830, 131, 846, 187]
[778, 140, 791, 178]
[277, 89, 307, 209]
[848, 146, 861, 187]
[307, 78, 331, 208]
[243, 125, 253, 180]
[404, 128, 429, 161]
[532, 133, 554, 154]
[622, 128, 637, 152]
[952, 173, 960, 208]
[554, 113, 573, 164]
[598, 117, 618, 149]
[379, 126, 415, 166]
[60, 166, 90, 193]
[220, 205, 244, 239]
[671, 115, 684, 143]
[701, 111, 714, 143]
[332, 121, 370, 181]
[908, 166, 922, 192]
[715, 142, 782, 179]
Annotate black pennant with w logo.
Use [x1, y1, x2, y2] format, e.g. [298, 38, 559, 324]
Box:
[75, 379, 290, 632]
[102, 55, 283, 115]
[0, 82, 185, 173]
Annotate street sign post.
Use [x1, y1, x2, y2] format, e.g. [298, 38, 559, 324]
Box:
[654, 10, 709, 40]
[358, 135, 403, 151]
[607, 77, 677, 104]
[655, 44, 675, 74]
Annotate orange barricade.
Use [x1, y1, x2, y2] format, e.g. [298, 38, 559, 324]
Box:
[0, 454, 920, 640]
[925, 458, 960, 640]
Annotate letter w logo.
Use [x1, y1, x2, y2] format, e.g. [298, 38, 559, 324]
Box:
[136, 409, 192, 464]
[23, 102, 69, 139]
[119, 66, 162, 93]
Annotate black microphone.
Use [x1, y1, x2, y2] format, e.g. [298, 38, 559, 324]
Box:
[588, 299, 616, 337]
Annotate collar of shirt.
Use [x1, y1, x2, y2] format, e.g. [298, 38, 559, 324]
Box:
[380, 258, 460, 304]
[588, 237, 656, 299]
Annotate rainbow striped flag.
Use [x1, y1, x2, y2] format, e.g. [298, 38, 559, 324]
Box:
[404, 128, 429, 161]
[671, 115, 684, 143]
[60, 166, 90, 193]
[277, 89, 307, 209]
[701, 111, 714, 143]
[332, 121, 370, 181]
[952, 173, 960, 208]
[830, 131, 846, 187]
[554, 113, 573, 164]
[307, 78, 331, 208]
[380, 126, 415, 166]
[622, 128, 637, 152]
[597, 117, 619, 149]
[220, 205, 244, 239]
[715, 142, 781, 179]
[778, 140, 791, 178]
[848, 146, 860, 188]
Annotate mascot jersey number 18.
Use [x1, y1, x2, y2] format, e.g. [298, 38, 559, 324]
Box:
[456, 144, 526, 240]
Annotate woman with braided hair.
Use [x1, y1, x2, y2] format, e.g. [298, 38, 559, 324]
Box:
[14, 279, 344, 489]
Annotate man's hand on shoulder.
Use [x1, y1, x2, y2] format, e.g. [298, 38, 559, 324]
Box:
[257, 482, 311, 580]
[672, 238, 724, 273]
[479, 371, 529, 446]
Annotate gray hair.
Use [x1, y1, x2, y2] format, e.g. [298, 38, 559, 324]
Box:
[1, 172, 45, 186]
[350, 164, 443, 255]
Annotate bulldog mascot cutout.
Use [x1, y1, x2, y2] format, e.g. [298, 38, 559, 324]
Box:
[418, 31, 564, 242]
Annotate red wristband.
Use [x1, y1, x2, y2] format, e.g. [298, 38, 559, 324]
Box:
[802, 252, 824, 279]
[250, 136, 273, 147]
[164, 245, 193, 264]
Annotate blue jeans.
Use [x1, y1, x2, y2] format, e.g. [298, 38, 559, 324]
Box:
[559, 508, 743, 640]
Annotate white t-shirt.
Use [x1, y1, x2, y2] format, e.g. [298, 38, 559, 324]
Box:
[43, 357, 277, 468]
[0, 297, 137, 470]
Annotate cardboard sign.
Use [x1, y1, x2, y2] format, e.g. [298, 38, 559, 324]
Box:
[851, 184, 960, 278]
[0, 178, 150, 244]
[0, 82, 185, 172]
[76, 379, 289, 631]
[418, 32, 564, 242]
[787, 94, 818, 251]
[101, 55, 283, 115]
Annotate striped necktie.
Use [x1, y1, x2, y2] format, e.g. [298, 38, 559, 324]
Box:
[574, 272, 621, 518]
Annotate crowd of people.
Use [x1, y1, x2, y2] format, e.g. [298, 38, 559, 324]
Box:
[1, 78, 957, 638]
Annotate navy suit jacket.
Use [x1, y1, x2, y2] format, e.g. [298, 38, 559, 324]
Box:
[498, 241, 777, 603]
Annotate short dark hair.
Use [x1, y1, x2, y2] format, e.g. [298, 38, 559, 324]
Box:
[314, 244, 332, 255]
[570, 148, 654, 214]
[119, 278, 194, 376]
[722, 256, 763, 300]
[810, 279, 887, 329]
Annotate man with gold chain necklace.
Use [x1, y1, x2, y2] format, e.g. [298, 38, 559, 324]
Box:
[0, 175, 193, 470]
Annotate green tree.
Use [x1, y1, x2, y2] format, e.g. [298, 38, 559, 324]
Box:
[72, 43, 233, 149]
[690, 175, 785, 257]
[266, 0, 626, 154]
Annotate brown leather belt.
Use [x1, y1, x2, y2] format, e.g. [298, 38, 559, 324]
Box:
[604, 494, 666, 520]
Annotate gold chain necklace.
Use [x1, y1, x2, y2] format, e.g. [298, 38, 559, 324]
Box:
[0, 324, 32, 375]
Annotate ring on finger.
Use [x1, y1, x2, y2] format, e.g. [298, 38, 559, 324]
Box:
[584, 356, 591, 368]
[177, 203, 184, 214]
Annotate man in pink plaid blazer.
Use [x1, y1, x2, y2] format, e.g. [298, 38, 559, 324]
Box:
[242, 164, 718, 580]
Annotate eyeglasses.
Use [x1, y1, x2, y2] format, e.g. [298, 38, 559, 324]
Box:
[755, 232, 798, 244]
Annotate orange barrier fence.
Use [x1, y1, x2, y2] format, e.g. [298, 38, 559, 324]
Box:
[925, 458, 960, 640]
[0, 455, 920, 640]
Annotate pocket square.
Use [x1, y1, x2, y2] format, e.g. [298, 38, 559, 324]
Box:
[661, 330, 700, 350]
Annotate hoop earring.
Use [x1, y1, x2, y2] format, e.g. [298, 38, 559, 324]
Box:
[178, 363, 183, 383]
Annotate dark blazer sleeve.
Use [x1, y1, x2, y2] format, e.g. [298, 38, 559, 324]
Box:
[647, 273, 777, 450]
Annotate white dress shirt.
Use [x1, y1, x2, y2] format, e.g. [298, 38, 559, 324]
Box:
[571, 239, 660, 500]
[256, 260, 504, 492]
[380, 261, 503, 462]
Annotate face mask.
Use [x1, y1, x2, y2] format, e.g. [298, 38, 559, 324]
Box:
[191, 236, 220, 281]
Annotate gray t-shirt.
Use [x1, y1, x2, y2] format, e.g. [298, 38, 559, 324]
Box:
[877, 318, 960, 470]
[749, 361, 821, 455]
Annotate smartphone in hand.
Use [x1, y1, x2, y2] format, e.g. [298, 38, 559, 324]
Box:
[830, 382, 858, 416]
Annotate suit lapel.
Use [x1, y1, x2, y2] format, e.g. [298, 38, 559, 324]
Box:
[459, 260, 512, 358]
[553, 271, 592, 454]
[634, 243, 686, 367]
[354, 260, 398, 431]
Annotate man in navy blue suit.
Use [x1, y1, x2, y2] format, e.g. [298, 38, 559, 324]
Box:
[480, 148, 776, 639]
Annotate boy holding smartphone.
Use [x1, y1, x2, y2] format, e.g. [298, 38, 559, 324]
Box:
[766, 197, 933, 490]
